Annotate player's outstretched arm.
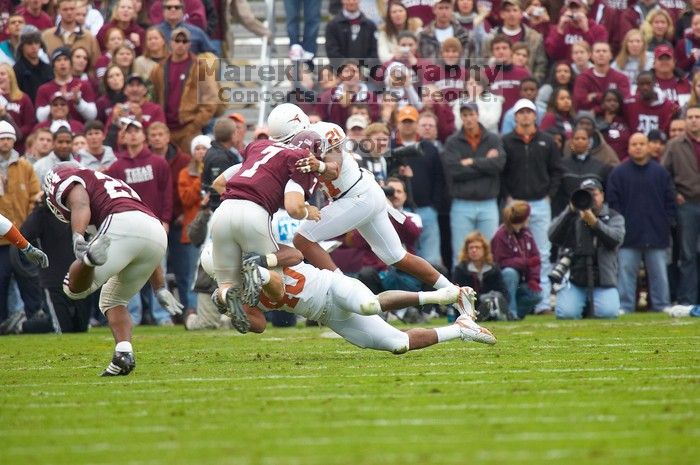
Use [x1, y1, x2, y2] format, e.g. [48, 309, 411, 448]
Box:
[65, 184, 92, 236]
[284, 191, 320, 221]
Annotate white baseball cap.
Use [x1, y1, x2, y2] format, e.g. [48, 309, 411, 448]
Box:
[513, 98, 537, 114]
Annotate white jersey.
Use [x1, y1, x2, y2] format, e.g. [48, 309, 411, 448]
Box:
[257, 263, 335, 321]
[309, 121, 365, 199]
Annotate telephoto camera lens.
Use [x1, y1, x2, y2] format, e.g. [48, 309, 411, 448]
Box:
[549, 251, 573, 284]
[571, 189, 593, 211]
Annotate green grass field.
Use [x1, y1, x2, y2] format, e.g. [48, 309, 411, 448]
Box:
[1, 313, 698, 465]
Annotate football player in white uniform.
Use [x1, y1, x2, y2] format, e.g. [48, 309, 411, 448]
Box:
[200, 243, 497, 353]
[286, 120, 457, 295]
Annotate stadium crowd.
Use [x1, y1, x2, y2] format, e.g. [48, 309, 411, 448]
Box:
[0, 0, 699, 335]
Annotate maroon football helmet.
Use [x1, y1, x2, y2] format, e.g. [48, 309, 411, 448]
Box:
[289, 129, 323, 159]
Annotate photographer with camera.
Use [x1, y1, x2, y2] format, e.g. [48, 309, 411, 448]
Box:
[548, 178, 625, 319]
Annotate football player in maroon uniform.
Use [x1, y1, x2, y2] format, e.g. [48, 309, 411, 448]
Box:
[43, 161, 182, 376]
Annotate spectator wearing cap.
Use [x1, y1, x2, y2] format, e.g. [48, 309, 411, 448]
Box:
[35, 47, 97, 124]
[675, 12, 700, 74]
[150, 27, 218, 153]
[0, 15, 26, 66]
[418, 0, 475, 60]
[623, 71, 677, 137]
[32, 127, 79, 184]
[95, 0, 146, 55]
[105, 73, 165, 135]
[17, 0, 53, 31]
[201, 117, 243, 211]
[478, 0, 548, 83]
[486, 35, 532, 116]
[553, 125, 612, 216]
[491, 200, 542, 319]
[652, 45, 691, 107]
[0, 120, 42, 326]
[78, 119, 116, 170]
[444, 100, 505, 264]
[346, 113, 368, 147]
[325, 0, 379, 70]
[33, 92, 86, 136]
[227, 113, 247, 153]
[41, 0, 101, 64]
[545, 0, 608, 62]
[573, 42, 630, 113]
[0, 63, 36, 153]
[157, 0, 216, 54]
[548, 177, 626, 319]
[502, 98, 564, 313]
[500, 76, 545, 135]
[662, 105, 700, 305]
[13, 25, 53, 104]
[607, 132, 675, 312]
[647, 129, 667, 159]
[318, 60, 380, 127]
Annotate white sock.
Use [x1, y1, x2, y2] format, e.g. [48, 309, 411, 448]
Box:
[433, 275, 451, 290]
[434, 324, 461, 342]
[418, 291, 428, 305]
[115, 341, 133, 353]
[259, 267, 271, 285]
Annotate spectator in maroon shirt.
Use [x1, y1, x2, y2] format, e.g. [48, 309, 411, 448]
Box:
[675, 13, 700, 73]
[106, 73, 165, 132]
[70, 46, 98, 95]
[96, 0, 146, 55]
[106, 118, 173, 228]
[0, 63, 36, 153]
[540, 87, 575, 139]
[318, 59, 380, 127]
[624, 70, 678, 136]
[96, 65, 126, 123]
[545, 0, 608, 62]
[523, 0, 553, 37]
[486, 35, 531, 114]
[652, 44, 691, 107]
[573, 41, 631, 113]
[95, 27, 126, 79]
[17, 0, 53, 32]
[36, 47, 98, 124]
[596, 88, 631, 160]
[150, 27, 218, 153]
[34, 92, 86, 135]
[618, 0, 663, 49]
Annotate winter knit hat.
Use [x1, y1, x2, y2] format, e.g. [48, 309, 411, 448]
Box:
[0, 121, 17, 141]
[190, 134, 212, 155]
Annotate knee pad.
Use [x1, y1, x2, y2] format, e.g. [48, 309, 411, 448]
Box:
[63, 282, 93, 300]
[360, 296, 382, 315]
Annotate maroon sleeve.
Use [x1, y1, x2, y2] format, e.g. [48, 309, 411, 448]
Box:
[491, 229, 527, 272]
[79, 80, 97, 103]
[17, 94, 36, 141]
[573, 72, 598, 112]
[35, 82, 51, 110]
[544, 28, 568, 62]
[95, 21, 110, 51]
[184, 0, 207, 31]
[675, 39, 696, 72]
[539, 112, 557, 132]
[395, 215, 421, 251]
[615, 72, 631, 99]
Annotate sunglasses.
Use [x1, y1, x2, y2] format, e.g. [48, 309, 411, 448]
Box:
[164, 4, 182, 9]
[172, 38, 190, 44]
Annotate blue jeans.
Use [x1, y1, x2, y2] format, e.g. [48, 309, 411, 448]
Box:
[618, 248, 670, 311]
[283, 0, 321, 56]
[555, 282, 620, 319]
[501, 267, 542, 319]
[450, 198, 499, 266]
[677, 201, 700, 304]
[167, 225, 198, 310]
[525, 198, 552, 311]
[410, 206, 442, 266]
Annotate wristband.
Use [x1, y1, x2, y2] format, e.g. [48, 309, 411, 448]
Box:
[318, 161, 327, 174]
[265, 253, 278, 268]
[302, 207, 309, 220]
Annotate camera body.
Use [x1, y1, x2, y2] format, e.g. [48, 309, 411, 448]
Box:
[532, 6, 545, 17]
[549, 248, 573, 284]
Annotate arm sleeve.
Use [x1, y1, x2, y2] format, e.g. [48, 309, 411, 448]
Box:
[76, 98, 98, 121]
[0, 213, 13, 235]
[36, 105, 50, 123]
[591, 211, 625, 249]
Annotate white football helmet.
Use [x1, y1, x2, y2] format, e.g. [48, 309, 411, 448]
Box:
[309, 121, 347, 154]
[267, 103, 310, 143]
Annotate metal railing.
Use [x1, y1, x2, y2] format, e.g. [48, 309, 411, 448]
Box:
[257, 0, 277, 128]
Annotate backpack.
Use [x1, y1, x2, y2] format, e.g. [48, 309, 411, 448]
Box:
[475, 291, 512, 322]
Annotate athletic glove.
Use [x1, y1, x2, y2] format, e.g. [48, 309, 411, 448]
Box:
[155, 287, 184, 316]
[21, 244, 49, 268]
[72, 233, 89, 261]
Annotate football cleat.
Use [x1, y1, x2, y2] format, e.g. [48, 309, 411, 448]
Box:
[101, 351, 136, 376]
[455, 286, 477, 320]
[211, 288, 250, 333]
[240, 257, 263, 307]
[455, 314, 497, 345]
[663, 305, 693, 318]
[84, 235, 111, 267]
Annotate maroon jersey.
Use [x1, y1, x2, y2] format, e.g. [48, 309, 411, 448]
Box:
[222, 140, 317, 216]
[43, 164, 156, 228]
[656, 76, 691, 107]
[487, 64, 531, 113]
[573, 68, 631, 113]
[623, 96, 677, 136]
[35, 78, 97, 123]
